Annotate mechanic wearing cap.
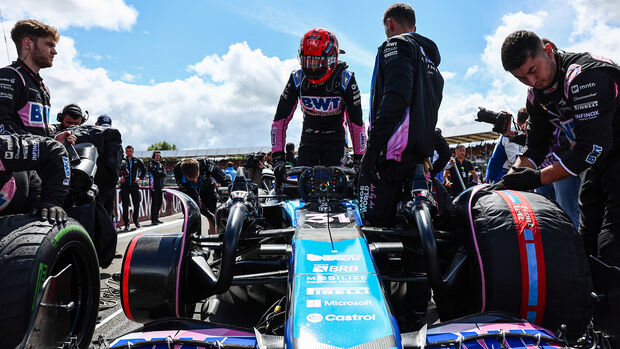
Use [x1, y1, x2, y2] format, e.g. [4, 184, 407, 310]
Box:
[360, 3, 444, 227]
[96, 114, 112, 127]
[270, 28, 366, 181]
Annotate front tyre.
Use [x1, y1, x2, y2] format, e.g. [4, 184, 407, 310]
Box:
[0, 215, 100, 349]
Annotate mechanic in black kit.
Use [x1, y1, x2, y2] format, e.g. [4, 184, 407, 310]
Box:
[497, 30, 620, 337]
[0, 134, 70, 222]
[119, 145, 145, 231]
[270, 28, 366, 181]
[360, 3, 444, 227]
[148, 150, 166, 225]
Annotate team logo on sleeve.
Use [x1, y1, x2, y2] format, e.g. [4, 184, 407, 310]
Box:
[586, 145, 603, 164]
[62, 156, 71, 186]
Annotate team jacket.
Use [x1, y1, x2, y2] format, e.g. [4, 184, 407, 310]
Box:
[368, 33, 444, 164]
[271, 62, 366, 155]
[0, 60, 52, 136]
[120, 156, 146, 188]
[148, 160, 167, 189]
[522, 51, 620, 175]
[0, 134, 70, 212]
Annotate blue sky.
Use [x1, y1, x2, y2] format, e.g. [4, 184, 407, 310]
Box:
[0, 0, 618, 150]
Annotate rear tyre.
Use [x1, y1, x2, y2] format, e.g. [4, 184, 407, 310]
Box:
[0, 215, 100, 349]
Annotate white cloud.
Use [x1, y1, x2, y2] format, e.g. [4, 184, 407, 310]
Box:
[442, 71, 456, 80]
[463, 66, 480, 79]
[120, 72, 138, 82]
[38, 39, 302, 150]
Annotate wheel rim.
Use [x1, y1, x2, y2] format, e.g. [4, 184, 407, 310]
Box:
[51, 239, 98, 346]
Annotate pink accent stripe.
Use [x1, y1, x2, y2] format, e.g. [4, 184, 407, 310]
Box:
[0, 159, 5, 171]
[271, 100, 298, 153]
[175, 191, 190, 317]
[468, 184, 489, 312]
[6, 66, 25, 86]
[385, 108, 410, 161]
[615, 82, 618, 98]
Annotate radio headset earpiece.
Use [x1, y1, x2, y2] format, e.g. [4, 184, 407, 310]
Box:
[57, 104, 88, 124]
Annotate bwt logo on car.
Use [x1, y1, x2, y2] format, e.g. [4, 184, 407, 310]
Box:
[306, 287, 369, 295]
[306, 254, 361, 262]
[301, 96, 341, 113]
[306, 313, 376, 323]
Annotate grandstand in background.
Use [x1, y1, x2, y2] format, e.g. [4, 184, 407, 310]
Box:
[134, 122, 498, 160]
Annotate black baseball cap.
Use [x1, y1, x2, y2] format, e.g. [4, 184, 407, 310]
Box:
[96, 114, 112, 126]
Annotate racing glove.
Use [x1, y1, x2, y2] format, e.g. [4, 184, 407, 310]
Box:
[491, 166, 542, 191]
[32, 202, 68, 224]
[272, 152, 287, 182]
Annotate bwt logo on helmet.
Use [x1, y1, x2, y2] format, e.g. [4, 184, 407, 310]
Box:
[301, 96, 342, 113]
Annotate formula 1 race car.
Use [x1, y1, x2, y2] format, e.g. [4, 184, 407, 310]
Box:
[109, 164, 617, 348]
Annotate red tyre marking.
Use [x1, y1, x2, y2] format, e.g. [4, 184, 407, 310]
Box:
[122, 234, 142, 322]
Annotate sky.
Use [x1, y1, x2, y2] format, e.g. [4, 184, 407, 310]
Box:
[0, 0, 619, 150]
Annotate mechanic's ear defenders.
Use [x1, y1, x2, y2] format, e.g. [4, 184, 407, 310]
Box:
[57, 105, 89, 124]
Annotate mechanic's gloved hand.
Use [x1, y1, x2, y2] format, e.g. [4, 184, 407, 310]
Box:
[272, 152, 287, 182]
[32, 202, 67, 224]
[359, 148, 379, 181]
[491, 166, 541, 191]
[352, 154, 363, 174]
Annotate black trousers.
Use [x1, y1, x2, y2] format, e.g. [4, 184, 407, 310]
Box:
[150, 187, 163, 222]
[98, 188, 115, 218]
[363, 161, 415, 227]
[578, 154, 620, 338]
[297, 139, 345, 167]
[120, 184, 141, 226]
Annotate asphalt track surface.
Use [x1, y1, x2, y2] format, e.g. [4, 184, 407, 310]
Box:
[93, 213, 210, 346]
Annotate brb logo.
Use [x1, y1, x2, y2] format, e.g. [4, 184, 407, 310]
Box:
[301, 96, 342, 114]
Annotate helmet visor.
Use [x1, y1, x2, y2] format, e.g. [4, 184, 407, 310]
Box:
[300, 55, 328, 73]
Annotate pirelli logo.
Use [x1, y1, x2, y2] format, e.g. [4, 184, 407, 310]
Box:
[574, 100, 598, 111]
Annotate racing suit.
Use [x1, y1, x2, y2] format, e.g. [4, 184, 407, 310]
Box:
[119, 156, 146, 227]
[521, 51, 620, 336]
[148, 159, 166, 223]
[361, 32, 444, 227]
[0, 134, 69, 214]
[174, 158, 231, 222]
[271, 62, 365, 166]
[0, 59, 52, 136]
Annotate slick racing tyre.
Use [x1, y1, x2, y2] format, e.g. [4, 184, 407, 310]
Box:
[0, 214, 100, 349]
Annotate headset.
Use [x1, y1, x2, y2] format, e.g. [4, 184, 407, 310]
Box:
[57, 104, 89, 124]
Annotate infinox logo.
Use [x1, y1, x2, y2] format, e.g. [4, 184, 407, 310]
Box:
[306, 254, 361, 261]
[306, 313, 376, 323]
